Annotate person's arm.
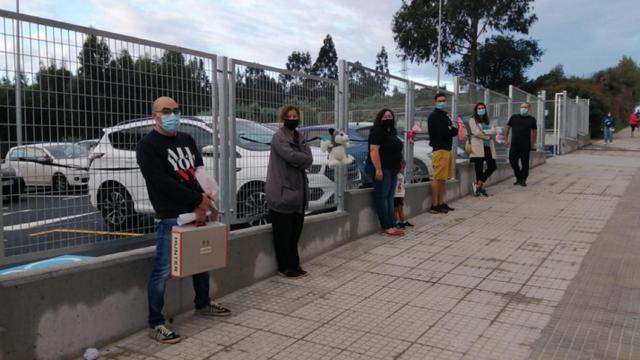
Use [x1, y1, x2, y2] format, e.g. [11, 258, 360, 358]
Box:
[301, 139, 313, 170]
[448, 117, 458, 137]
[470, 119, 490, 139]
[369, 144, 383, 181]
[504, 126, 511, 146]
[271, 132, 313, 167]
[136, 141, 204, 210]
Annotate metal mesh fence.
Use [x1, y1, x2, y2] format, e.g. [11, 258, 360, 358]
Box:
[0, 11, 593, 268]
[229, 59, 341, 225]
[0, 12, 217, 265]
[344, 62, 414, 183]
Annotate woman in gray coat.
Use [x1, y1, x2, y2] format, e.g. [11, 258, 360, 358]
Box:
[265, 105, 313, 278]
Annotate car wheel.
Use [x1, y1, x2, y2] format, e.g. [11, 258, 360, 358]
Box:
[52, 173, 69, 194]
[10, 178, 25, 202]
[411, 159, 430, 183]
[237, 183, 269, 226]
[99, 184, 137, 230]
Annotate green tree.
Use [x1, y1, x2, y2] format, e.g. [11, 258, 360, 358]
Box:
[313, 34, 338, 79]
[447, 35, 543, 92]
[392, 0, 537, 82]
[375, 46, 390, 93]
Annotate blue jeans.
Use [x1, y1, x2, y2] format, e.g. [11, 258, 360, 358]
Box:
[366, 163, 397, 230]
[148, 218, 211, 328]
[603, 127, 613, 143]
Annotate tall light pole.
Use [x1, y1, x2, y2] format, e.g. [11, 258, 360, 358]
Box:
[436, 0, 442, 90]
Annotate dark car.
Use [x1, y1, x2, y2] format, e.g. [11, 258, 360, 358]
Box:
[1, 163, 25, 202]
[299, 122, 430, 186]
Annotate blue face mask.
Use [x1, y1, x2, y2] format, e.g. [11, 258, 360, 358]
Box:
[520, 108, 529, 115]
[436, 102, 448, 111]
[477, 109, 486, 116]
[161, 114, 181, 133]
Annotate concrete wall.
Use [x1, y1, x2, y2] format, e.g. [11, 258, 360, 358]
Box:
[0, 152, 546, 360]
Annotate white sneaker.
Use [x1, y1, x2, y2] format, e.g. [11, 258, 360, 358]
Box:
[149, 324, 181, 344]
[472, 182, 478, 196]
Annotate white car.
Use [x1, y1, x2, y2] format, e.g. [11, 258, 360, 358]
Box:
[88, 117, 356, 229]
[4, 143, 90, 192]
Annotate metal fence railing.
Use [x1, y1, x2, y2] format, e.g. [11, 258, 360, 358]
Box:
[0, 9, 592, 268]
[552, 91, 590, 155]
[227, 59, 342, 226]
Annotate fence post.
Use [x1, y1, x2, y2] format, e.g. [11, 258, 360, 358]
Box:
[15, 17, 23, 146]
[537, 90, 546, 152]
[484, 89, 490, 111]
[336, 59, 348, 212]
[404, 81, 415, 182]
[0, 178, 4, 260]
[217, 56, 230, 224]
[210, 56, 220, 182]
[563, 90, 569, 149]
[451, 77, 459, 179]
[227, 58, 238, 223]
[508, 85, 514, 122]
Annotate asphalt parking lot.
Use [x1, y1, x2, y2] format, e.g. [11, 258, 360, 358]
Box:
[2, 187, 155, 258]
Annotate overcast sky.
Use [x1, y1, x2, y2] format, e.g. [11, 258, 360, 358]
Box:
[1, 0, 638, 86]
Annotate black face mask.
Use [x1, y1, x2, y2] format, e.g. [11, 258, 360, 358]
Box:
[284, 119, 299, 130]
[382, 120, 394, 131]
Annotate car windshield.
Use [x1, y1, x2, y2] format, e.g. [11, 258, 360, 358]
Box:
[45, 144, 89, 159]
[236, 120, 273, 151]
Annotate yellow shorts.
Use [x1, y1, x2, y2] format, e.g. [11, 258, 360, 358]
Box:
[432, 150, 453, 181]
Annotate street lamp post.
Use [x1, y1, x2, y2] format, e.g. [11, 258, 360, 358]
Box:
[437, 0, 442, 90]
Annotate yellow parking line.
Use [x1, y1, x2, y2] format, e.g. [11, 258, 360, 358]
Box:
[29, 229, 142, 237]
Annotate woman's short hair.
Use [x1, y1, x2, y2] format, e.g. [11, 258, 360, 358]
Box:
[279, 105, 301, 122]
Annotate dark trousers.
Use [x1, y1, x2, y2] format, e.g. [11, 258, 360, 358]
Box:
[509, 145, 531, 182]
[270, 209, 304, 272]
[148, 218, 211, 328]
[472, 146, 497, 183]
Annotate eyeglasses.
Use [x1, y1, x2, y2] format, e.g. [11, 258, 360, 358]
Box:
[155, 107, 181, 115]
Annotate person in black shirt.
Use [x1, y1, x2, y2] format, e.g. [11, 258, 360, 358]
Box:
[427, 93, 458, 214]
[505, 102, 538, 186]
[366, 108, 404, 236]
[136, 96, 230, 344]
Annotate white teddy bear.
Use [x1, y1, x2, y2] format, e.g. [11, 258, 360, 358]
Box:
[320, 128, 353, 168]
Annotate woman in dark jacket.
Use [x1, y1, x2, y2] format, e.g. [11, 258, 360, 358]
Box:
[265, 105, 313, 278]
[365, 108, 404, 236]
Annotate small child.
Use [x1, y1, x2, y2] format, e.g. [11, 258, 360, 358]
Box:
[394, 160, 413, 229]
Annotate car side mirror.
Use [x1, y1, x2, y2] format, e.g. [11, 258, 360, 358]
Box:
[201, 145, 215, 157]
[36, 156, 52, 163]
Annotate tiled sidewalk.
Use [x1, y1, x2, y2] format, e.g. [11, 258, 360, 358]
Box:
[99, 135, 640, 359]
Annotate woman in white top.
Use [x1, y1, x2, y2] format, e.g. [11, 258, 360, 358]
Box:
[469, 102, 497, 196]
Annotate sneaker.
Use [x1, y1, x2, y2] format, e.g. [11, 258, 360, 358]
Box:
[441, 203, 455, 211]
[396, 222, 406, 229]
[295, 267, 309, 277]
[428, 206, 440, 214]
[403, 221, 414, 227]
[520, 181, 527, 187]
[196, 301, 231, 317]
[149, 325, 181, 344]
[513, 180, 521, 186]
[480, 189, 490, 197]
[435, 205, 449, 214]
[278, 269, 301, 278]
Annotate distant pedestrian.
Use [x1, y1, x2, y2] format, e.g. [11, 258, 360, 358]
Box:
[505, 102, 537, 187]
[469, 102, 497, 196]
[601, 112, 615, 144]
[629, 111, 639, 137]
